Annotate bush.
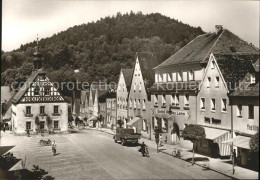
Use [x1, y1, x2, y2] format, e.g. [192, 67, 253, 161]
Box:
[250, 132, 259, 152]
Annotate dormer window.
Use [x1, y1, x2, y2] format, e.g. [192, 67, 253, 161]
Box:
[250, 73, 256, 84]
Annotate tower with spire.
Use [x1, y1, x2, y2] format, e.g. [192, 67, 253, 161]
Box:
[33, 34, 44, 71]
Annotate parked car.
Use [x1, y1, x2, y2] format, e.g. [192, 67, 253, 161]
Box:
[113, 127, 141, 146]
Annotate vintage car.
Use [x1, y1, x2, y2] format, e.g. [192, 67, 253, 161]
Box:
[113, 128, 141, 146]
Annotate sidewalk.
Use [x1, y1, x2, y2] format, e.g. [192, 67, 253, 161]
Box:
[88, 127, 259, 180]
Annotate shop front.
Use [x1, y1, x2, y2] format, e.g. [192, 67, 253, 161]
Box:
[152, 110, 186, 145]
[195, 127, 231, 157]
[222, 135, 253, 168]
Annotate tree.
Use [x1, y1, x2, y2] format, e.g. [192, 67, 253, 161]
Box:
[250, 132, 259, 152]
[182, 124, 205, 165]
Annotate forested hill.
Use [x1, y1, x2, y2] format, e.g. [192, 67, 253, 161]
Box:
[1, 12, 204, 95]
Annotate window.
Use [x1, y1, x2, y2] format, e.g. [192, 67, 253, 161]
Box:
[184, 94, 189, 106]
[54, 121, 59, 129]
[54, 106, 59, 114]
[248, 105, 254, 119]
[207, 77, 211, 88]
[162, 94, 166, 106]
[142, 119, 147, 131]
[40, 106, 45, 114]
[26, 122, 31, 130]
[134, 99, 137, 108]
[154, 94, 158, 105]
[189, 70, 194, 81]
[44, 87, 50, 95]
[143, 99, 146, 110]
[211, 99, 216, 111]
[155, 74, 158, 83]
[167, 73, 172, 82]
[250, 74, 256, 84]
[215, 76, 220, 87]
[222, 99, 227, 112]
[237, 104, 242, 117]
[163, 74, 167, 82]
[175, 94, 179, 106]
[200, 98, 205, 110]
[138, 99, 141, 109]
[171, 93, 175, 105]
[40, 121, 45, 130]
[158, 74, 163, 82]
[177, 72, 182, 81]
[211, 61, 215, 69]
[139, 82, 142, 91]
[134, 83, 136, 91]
[26, 106, 31, 114]
[34, 85, 40, 96]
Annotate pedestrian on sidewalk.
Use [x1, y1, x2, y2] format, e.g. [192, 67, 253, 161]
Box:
[52, 140, 57, 156]
[233, 149, 237, 166]
[3, 126, 5, 132]
[159, 133, 163, 146]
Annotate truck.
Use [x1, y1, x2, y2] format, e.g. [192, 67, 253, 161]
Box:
[113, 128, 141, 146]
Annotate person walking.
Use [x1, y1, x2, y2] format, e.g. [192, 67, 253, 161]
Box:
[52, 140, 57, 156]
[159, 133, 163, 146]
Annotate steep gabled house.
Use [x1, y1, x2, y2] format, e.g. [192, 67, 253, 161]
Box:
[11, 42, 68, 134]
[226, 59, 259, 167]
[127, 52, 160, 139]
[116, 69, 133, 128]
[150, 25, 259, 146]
[197, 53, 259, 157]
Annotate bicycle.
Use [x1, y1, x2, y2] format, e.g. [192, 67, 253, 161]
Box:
[172, 147, 182, 158]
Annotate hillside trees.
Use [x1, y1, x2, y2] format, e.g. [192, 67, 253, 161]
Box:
[1, 12, 204, 93]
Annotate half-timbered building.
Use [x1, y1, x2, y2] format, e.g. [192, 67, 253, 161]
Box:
[11, 43, 68, 134]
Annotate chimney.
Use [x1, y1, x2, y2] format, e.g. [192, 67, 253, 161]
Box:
[215, 25, 223, 35]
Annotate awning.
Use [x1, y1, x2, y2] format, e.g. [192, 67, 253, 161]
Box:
[204, 127, 229, 140]
[222, 135, 251, 150]
[127, 117, 141, 126]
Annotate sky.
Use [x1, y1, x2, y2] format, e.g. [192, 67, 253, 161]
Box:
[2, 0, 259, 52]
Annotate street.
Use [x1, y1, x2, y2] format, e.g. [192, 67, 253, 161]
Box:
[1, 130, 231, 179]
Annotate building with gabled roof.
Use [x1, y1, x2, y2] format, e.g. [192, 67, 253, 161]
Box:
[196, 53, 259, 157]
[117, 68, 133, 128]
[150, 25, 259, 148]
[128, 52, 161, 139]
[225, 59, 259, 168]
[11, 39, 68, 134]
